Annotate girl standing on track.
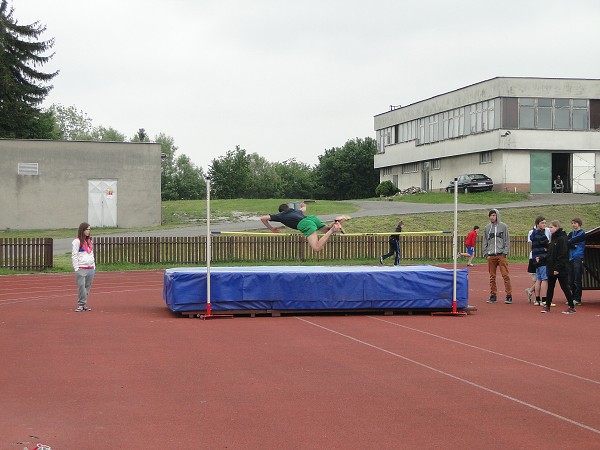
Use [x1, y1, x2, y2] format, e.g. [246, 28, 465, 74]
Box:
[72, 222, 95, 312]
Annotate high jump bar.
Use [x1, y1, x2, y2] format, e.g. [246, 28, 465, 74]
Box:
[211, 230, 452, 236]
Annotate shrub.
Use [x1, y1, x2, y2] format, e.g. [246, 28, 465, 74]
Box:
[375, 181, 398, 197]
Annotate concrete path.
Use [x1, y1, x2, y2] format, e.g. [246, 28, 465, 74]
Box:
[54, 193, 598, 255]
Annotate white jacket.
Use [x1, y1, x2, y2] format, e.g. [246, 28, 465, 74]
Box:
[72, 238, 96, 271]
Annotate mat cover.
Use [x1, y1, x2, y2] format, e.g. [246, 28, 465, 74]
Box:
[163, 265, 468, 312]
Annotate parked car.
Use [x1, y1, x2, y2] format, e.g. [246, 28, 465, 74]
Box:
[446, 174, 493, 193]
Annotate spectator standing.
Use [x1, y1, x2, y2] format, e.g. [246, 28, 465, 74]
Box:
[529, 216, 550, 306]
[71, 222, 95, 312]
[567, 218, 586, 306]
[541, 220, 576, 314]
[483, 209, 512, 304]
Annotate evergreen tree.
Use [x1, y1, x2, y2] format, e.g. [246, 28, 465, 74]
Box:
[0, 0, 58, 138]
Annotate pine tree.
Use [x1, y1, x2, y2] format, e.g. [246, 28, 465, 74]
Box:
[0, 0, 59, 138]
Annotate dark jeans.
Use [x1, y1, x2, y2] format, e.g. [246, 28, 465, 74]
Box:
[382, 239, 400, 265]
[546, 272, 574, 308]
[568, 258, 583, 302]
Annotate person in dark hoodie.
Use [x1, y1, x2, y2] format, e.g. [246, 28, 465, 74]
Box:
[483, 208, 512, 304]
[541, 220, 576, 314]
[380, 220, 403, 266]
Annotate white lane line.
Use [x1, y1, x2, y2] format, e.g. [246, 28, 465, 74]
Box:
[296, 317, 600, 436]
[0, 288, 161, 306]
[369, 316, 600, 385]
[0, 282, 162, 294]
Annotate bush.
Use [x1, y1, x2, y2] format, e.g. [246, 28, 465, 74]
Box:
[375, 181, 398, 197]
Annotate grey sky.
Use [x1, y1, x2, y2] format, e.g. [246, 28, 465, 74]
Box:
[15, 0, 600, 171]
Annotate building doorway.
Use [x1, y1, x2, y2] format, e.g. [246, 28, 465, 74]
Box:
[552, 153, 571, 193]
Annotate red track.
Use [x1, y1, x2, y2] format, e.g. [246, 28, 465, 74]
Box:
[0, 265, 599, 449]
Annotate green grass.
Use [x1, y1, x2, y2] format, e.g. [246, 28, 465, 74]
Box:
[160, 199, 360, 226]
[340, 203, 600, 236]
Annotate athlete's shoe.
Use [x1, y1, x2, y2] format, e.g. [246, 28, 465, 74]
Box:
[75, 306, 85, 312]
[486, 295, 497, 303]
[540, 307, 550, 313]
[504, 295, 513, 304]
[379, 256, 384, 265]
[562, 308, 576, 315]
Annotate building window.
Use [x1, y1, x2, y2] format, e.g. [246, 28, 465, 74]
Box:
[573, 99, 588, 130]
[480, 152, 492, 164]
[590, 100, 600, 129]
[538, 98, 553, 129]
[554, 98, 571, 129]
[519, 98, 535, 129]
[402, 163, 418, 174]
[382, 167, 392, 176]
[514, 98, 589, 131]
[431, 159, 441, 170]
[376, 127, 394, 153]
[503, 98, 518, 128]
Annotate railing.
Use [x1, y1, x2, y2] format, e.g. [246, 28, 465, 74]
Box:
[0, 238, 53, 270]
[0, 235, 533, 271]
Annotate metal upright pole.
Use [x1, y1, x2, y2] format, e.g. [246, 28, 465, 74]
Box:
[452, 177, 458, 313]
[432, 177, 466, 316]
[200, 176, 232, 320]
[204, 176, 212, 317]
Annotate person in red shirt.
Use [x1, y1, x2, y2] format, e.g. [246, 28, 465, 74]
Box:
[458, 225, 479, 266]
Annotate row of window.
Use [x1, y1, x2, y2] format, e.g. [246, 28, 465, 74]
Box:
[378, 100, 499, 152]
[397, 152, 492, 174]
[517, 98, 588, 130]
[377, 97, 597, 154]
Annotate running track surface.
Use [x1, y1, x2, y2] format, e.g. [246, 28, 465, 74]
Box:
[1, 265, 599, 449]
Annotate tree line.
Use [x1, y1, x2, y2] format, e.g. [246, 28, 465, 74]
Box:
[0, 1, 380, 201]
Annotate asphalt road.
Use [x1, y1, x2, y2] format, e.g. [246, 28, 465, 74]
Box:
[54, 193, 598, 255]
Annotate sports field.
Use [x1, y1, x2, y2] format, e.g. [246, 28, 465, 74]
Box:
[1, 264, 599, 449]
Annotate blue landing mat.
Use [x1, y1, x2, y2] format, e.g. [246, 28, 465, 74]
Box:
[163, 265, 469, 313]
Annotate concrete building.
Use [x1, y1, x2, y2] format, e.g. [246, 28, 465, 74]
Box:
[374, 77, 600, 193]
[0, 139, 162, 230]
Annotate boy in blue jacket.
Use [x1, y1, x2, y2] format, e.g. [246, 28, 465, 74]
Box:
[567, 218, 586, 306]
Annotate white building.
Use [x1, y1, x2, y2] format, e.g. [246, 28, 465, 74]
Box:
[374, 77, 600, 193]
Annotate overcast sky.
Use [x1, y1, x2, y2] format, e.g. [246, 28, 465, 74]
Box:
[14, 0, 600, 170]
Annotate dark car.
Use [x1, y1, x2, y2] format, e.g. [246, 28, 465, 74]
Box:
[446, 174, 493, 193]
